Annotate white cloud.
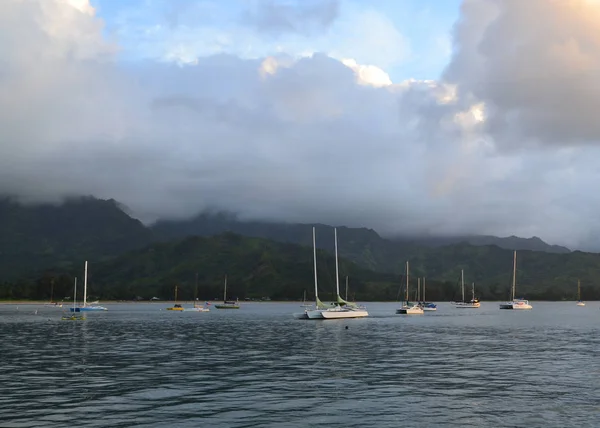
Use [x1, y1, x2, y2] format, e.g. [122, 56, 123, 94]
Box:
[3, 0, 600, 251]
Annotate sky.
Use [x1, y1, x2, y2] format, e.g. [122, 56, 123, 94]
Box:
[1, 0, 600, 250]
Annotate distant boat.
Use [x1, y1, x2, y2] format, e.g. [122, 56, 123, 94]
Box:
[166, 285, 185, 311]
[69, 261, 108, 312]
[45, 280, 62, 308]
[214, 275, 240, 309]
[576, 279, 585, 306]
[396, 261, 423, 315]
[186, 273, 210, 312]
[499, 251, 532, 310]
[300, 289, 312, 308]
[62, 277, 85, 321]
[419, 277, 437, 311]
[453, 270, 480, 308]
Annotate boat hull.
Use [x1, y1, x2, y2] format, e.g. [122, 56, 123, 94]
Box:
[214, 305, 240, 309]
[186, 307, 210, 312]
[454, 303, 481, 309]
[320, 309, 368, 319]
[70, 306, 107, 312]
[577, 302, 585, 306]
[396, 306, 424, 315]
[500, 300, 532, 310]
[306, 309, 324, 319]
[422, 307, 437, 311]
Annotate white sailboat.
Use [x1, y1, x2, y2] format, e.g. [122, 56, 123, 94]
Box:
[453, 270, 480, 308]
[186, 273, 210, 312]
[320, 228, 368, 319]
[396, 261, 423, 315]
[576, 279, 585, 306]
[420, 277, 437, 311]
[499, 251, 532, 310]
[69, 261, 107, 312]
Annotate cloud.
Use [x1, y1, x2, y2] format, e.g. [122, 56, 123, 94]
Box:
[444, 0, 600, 148]
[2, 0, 600, 251]
[241, 0, 340, 36]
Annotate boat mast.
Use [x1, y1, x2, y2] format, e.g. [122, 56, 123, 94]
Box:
[334, 228, 340, 298]
[223, 275, 227, 302]
[73, 277, 77, 311]
[195, 272, 199, 307]
[418, 278, 421, 302]
[345, 276, 348, 301]
[312, 227, 318, 305]
[175, 285, 178, 303]
[423, 277, 426, 301]
[50, 279, 54, 303]
[461, 269, 465, 303]
[83, 260, 88, 307]
[406, 261, 409, 302]
[472, 282, 476, 301]
[512, 251, 517, 301]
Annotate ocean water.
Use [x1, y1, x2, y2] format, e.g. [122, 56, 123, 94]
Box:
[1, 301, 599, 427]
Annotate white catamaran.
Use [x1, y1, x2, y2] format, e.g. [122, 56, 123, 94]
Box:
[499, 251, 532, 310]
[296, 227, 330, 319]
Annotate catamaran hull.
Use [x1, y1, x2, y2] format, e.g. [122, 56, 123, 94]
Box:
[306, 310, 325, 319]
[320, 309, 368, 319]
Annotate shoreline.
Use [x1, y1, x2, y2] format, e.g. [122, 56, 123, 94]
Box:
[0, 300, 592, 305]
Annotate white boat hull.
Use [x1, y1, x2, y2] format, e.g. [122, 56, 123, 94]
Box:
[500, 300, 532, 310]
[577, 302, 585, 306]
[454, 302, 481, 309]
[320, 309, 368, 319]
[396, 306, 424, 315]
[186, 307, 210, 312]
[306, 309, 324, 319]
[422, 306, 437, 311]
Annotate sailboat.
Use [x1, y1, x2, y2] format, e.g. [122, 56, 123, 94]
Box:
[453, 270, 480, 308]
[44, 279, 62, 308]
[420, 277, 437, 311]
[300, 290, 312, 308]
[69, 261, 107, 312]
[499, 251, 532, 310]
[576, 279, 585, 306]
[296, 227, 330, 319]
[186, 273, 210, 312]
[396, 261, 423, 314]
[319, 228, 369, 319]
[214, 275, 240, 309]
[62, 277, 85, 320]
[166, 285, 184, 310]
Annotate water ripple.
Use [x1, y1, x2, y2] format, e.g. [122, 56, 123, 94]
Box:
[1, 302, 599, 427]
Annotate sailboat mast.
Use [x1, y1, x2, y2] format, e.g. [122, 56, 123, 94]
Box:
[83, 260, 88, 307]
[472, 282, 475, 300]
[313, 227, 318, 305]
[512, 251, 517, 301]
[418, 278, 421, 301]
[461, 270, 465, 302]
[175, 285, 178, 303]
[345, 276, 348, 301]
[423, 277, 426, 301]
[406, 261, 409, 302]
[223, 275, 227, 302]
[73, 277, 77, 311]
[194, 272, 199, 307]
[334, 228, 340, 297]
[50, 279, 54, 303]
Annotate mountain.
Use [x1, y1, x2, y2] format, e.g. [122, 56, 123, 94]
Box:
[401, 234, 571, 254]
[0, 196, 153, 279]
[0, 233, 415, 302]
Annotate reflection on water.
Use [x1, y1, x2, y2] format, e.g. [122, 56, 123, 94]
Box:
[1, 302, 599, 427]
